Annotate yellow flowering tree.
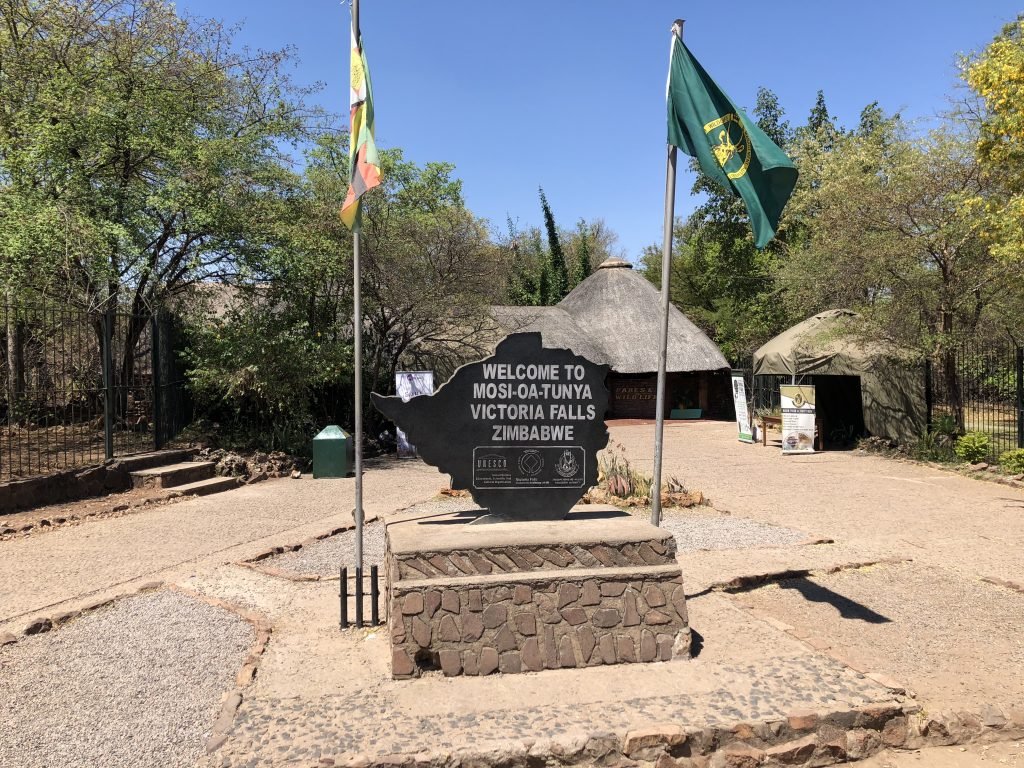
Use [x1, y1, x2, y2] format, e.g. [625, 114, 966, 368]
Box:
[965, 16, 1024, 264]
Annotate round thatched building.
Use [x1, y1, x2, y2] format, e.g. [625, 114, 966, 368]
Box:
[493, 258, 731, 419]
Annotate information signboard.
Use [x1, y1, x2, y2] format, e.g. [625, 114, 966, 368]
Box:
[731, 371, 753, 443]
[780, 384, 816, 454]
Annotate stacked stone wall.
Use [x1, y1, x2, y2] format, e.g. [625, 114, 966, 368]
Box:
[387, 528, 692, 679]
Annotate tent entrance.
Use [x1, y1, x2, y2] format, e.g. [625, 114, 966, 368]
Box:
[815, 375, 865, 449]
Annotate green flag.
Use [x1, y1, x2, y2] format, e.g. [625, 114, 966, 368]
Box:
[667, 35, 797, 248]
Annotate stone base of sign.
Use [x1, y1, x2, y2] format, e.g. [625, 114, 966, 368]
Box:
[384, 506, 690, 678]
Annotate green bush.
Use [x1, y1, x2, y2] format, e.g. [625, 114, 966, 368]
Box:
[953, 431, 991, 463]
[912, 432, 956, 463]
[998, 448, 1024, 474]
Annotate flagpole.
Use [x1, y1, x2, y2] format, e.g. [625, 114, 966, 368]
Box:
[651, 19, 685, 528]
[351, 0, 364, 576]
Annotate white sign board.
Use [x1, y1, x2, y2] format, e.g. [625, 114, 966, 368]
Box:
[780, 384, 816, 454]
[731, 372, 753, 443]
[395, 370, 434, 458]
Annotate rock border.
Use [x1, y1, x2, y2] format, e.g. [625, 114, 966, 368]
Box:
[0, 494, 194, 541]
[162, 586, 274, 755]
[233, 513, 379, 583]
[308, 700, 1023, 768]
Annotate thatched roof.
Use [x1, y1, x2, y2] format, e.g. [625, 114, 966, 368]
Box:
[492, 258, 729, 374]
[489, 306, 608, 363]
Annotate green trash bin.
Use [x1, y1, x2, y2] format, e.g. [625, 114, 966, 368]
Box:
[312, 425, 353, 478]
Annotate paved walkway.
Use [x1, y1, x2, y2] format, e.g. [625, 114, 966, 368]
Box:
[611, 421, 1024, 586]
[0, 459, 443, 629]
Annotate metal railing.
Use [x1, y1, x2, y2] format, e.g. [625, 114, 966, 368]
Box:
[926, 341, 1024, 460]
[1, 302, 191, 482]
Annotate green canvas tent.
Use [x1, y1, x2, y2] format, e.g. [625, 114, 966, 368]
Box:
[753, 309, 926, 445]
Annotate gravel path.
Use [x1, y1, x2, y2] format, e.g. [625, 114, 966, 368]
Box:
[265, 497, 806, 577]
[265, 496, 480, 577]
[0, 590, 253, 768]
[657, 511, 809, 551]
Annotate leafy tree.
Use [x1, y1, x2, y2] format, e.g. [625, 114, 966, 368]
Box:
[964, 16, 1024, 264]
[780, 113, 1022, 427]
[184, 134, 505, 448]
[0, 0, 310, 418]
[538, 187, 568, 302]
[804, 90, 841, 150]
[570, 218, 593, 287]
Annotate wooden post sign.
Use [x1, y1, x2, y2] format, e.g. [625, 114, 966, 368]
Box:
[371, 333, 610, 522]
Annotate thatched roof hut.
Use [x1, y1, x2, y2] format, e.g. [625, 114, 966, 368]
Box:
[493, 258, 731, 419]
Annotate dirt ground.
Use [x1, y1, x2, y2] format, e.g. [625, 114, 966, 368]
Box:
[1, 421, 1022, 767]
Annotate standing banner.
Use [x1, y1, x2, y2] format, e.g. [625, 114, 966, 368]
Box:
[731, 371, 753, 443]
[780, 385, 816, 454]
[395, 371, 434, 458]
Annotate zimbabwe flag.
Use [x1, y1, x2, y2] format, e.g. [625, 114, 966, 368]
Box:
[341, 28, 382, 231]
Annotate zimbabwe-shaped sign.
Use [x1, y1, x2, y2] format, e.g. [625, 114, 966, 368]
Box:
[371, 333, 610, 522]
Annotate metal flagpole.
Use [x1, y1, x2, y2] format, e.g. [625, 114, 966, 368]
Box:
[351, 0, 364, 575]
[651, 19, 684, 528]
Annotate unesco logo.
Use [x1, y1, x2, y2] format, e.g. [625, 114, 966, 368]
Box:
[476, 454, 507, 470]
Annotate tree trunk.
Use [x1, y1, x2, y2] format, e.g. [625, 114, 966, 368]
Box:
[5, 303, 26, 425]
[939, 311, 964, 432]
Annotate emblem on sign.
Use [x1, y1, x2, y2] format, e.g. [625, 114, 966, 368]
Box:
[555, 450, 579, 478]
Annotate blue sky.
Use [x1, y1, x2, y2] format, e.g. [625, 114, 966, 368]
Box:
[176, 1, 1020, 261]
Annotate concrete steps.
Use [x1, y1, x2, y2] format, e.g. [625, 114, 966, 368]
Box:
[131, 461, 217, 490]
[164, 475, 240, 498]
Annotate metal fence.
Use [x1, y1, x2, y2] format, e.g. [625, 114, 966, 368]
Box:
[1, 302, 191, 482]
[927, 340, 1024, 460]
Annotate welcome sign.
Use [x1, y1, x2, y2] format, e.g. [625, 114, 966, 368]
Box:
[371, 334, 610, 521]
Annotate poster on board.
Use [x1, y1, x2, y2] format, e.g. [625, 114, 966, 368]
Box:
[780, 384, 816, 454]
[731, 371, 753, 443]
[395, 371, 434, 458]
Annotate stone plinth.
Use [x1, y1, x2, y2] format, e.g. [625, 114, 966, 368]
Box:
[384, 507, 690, 678]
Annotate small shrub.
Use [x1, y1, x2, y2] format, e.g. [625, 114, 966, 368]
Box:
[598, 442, 653, 500]
[931, 413, 958, 438]
[912, 432, 956, 463]
[954, 431, 991, 463]
[998, 448, 1024, 475]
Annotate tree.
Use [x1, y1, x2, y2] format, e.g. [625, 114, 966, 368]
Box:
[570, 219, 592, 287]
[538, 187, 568, 302]
[964, 16, 1024, 265]
[780, 113, 1021, 427]
[0, 0, 311, 417]
[184, 133, 505, 448]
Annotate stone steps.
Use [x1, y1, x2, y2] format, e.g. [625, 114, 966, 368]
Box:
[162, 475, 240, 498]
[130, 461, 216, 489]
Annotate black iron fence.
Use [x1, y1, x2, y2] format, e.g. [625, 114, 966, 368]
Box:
[750, 373, 798, 415]
[1, 302, 191, 482]
[926, 340, 1024, 460]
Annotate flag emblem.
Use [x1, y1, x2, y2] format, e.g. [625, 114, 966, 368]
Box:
[704, 113, 750, 179]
